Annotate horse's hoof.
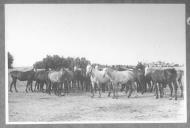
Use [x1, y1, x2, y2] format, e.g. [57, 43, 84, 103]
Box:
[9, 90, 13, 93]
[16, 90, 18, 93]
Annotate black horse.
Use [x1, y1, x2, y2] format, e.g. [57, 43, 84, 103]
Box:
[34, 69, 50, 93]
[9, 68, 35, 92]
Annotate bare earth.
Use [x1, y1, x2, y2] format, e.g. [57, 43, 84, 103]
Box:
[8, 85, 185, 123]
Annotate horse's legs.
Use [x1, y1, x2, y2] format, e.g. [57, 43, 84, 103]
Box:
[168, 83, 173, 98]
[46, 81, 50, 94]
[34, 81, 38, 92]
[112, 85, 115, 99]
[91, 82, 95, 98]
[158, 83, 163, 98]
[81, 81, 84, 91]
[133, 82, 138, 97]
[125, 85, 130, 94]
[149, 81, 152, 92]
[112, 83, 116, 99]
[13, 79, 18, 92]
[154, 82, 159, 99]
[98, 83, 101, 98]
[173, 81, 178, 100]
[149, 81, 154, 93]
[179, 80, 183, 98]
[9, 78, 16, 92]
[25, 81, 30, 93]
[30, 81, 33, 92]
[120, 84, 125, 92]
[116, 83, 120, 99]
[107, 83, 112, 97]
[128, 84, 133, 98]
[65, 81, 69, 94]
[37, 82, 40, 92]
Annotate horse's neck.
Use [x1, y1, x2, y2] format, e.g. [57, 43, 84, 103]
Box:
[107, 69, 116, 79]
[145, 67, 149, 75]
[91, 69, 101, 77]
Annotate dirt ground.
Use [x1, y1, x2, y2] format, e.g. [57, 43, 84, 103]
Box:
[7, 68, 186, 123]
[8, 85, 186, 123]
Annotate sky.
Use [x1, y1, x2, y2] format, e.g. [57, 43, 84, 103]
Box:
[5, 4, 185, 67]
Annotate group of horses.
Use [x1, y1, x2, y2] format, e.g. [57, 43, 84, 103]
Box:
[9, 66, 90, 96]
[9, 64, 184, 100]
[86, 64, 184, 100]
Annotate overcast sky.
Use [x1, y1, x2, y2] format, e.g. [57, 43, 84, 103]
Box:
[5, 4, 185, 67]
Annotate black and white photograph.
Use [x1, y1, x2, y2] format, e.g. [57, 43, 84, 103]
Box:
[5, 4, 186, 124]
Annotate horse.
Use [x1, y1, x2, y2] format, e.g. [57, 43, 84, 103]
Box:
[133, 64, 146, 94]
[9, 68, 35, 93]
[74, 66, 86, 91]
[103, 67, 137, 99]
[176, 69, 184, 98]
[145, 66, 155, 92]
[48, 68, 67, 96]
[33, 69, 50, 93]
[117, 65, 146, 95]
[63, 68, 75, 94]
[86, 64, 111, 98]
[149, 67, 178, 100]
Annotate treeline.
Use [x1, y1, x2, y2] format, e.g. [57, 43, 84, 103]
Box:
[33, 55, 90, 71]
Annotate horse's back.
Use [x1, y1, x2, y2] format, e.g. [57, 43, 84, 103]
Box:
[164, 68, 177, 82]
[35, 70, 49, 81]
[10, 70, 34, 81]
[10, 70, 21, 78]
[92, 70, 109, 84]
[111, 70, 135, 83]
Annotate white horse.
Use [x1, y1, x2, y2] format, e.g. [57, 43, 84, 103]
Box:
[48, 68, 66, 96]
[86, 64, 111, 98]
[103, 67, 137, 99]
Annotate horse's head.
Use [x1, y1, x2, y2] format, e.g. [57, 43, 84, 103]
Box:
[74, 66, 77, 72]
[95, 65, 99, 70]
[86, 64, 93, 76]
[60, 68, 66, 75]
[102, 68, 110, 78]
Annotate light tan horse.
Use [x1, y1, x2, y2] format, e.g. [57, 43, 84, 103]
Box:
[86, 65, 111, 98]
[48, 68, 66, 96]
[103, 67, 137, 99]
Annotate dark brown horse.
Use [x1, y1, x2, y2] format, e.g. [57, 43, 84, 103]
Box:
[9, 68, 35, 92]
[74, 66, 87, 91]
[63, 68, 75, 94]
[34, 70, 50, 93]
[150, 68, 178, 100]
[176, 69, 184, 98]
